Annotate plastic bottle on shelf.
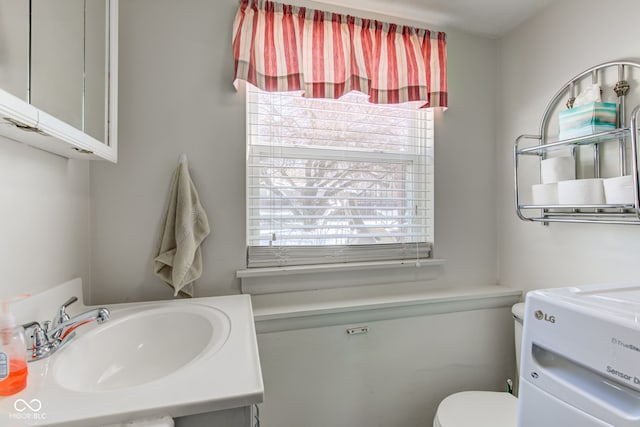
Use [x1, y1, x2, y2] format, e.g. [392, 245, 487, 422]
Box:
[0, 299, 28, 396]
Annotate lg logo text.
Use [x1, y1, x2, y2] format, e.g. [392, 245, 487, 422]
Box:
[534, 310, 556, 324]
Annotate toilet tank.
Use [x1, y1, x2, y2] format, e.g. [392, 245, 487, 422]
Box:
[512, 303, 525, 374]
[512, 303, 526, 396]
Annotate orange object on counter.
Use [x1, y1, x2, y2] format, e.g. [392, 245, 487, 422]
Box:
[0, 359, 28, 396]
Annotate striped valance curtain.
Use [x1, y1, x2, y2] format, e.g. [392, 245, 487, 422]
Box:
[232, 0, 448, 107]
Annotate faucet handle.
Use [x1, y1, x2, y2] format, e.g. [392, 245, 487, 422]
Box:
[22, 321, 41, 331]
[53, 296, 78, 328]
[22, 321, 53, 361]
[22, 321, 49, 348]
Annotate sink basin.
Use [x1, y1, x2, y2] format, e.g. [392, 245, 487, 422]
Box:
[2, 279, 263, 427]
[52, 303, 231, 392]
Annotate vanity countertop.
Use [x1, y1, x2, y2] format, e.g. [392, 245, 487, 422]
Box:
[0, 278, 264, 427]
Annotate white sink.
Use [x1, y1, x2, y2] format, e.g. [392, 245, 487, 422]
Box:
[52, 304, 231, 392]
[0, 278, 264, 427]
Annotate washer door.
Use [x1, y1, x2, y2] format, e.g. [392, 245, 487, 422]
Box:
[518, 381, 613, 427]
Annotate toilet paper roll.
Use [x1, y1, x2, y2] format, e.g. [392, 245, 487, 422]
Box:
[558, 178, 604, 205]
[531, 183, 558, 205]
[541, 156, 575, 184]
[603, 175, 635, 205]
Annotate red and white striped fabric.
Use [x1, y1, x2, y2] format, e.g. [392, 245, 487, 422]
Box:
[232, 0, 447, 108]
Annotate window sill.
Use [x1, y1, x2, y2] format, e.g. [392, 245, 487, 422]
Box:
[236, 258, 446, 295]
[251, 283, 522, 333]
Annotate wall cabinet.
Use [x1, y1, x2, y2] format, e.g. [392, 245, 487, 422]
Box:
[0, 1, 29, 101]
[0, 0, 118, 162]
[31, 0, 86, 132]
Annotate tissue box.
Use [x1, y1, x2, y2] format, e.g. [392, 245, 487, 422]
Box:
[558, 102, 617, 140]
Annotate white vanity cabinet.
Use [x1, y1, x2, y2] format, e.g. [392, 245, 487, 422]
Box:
[175, 406, 253, 427]
[0, 0, 118, 162]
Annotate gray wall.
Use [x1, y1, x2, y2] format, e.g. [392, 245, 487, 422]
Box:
[90, 0, 500, 304]
[0, 136, 91, 299]
[91, 0, 245, 303]
[11, 0, 639, 308]
[497, 0, 640, 293]
[257, 307, 516, 426]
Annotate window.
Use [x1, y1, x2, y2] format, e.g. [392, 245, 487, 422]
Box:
[246, 84, 434, 268]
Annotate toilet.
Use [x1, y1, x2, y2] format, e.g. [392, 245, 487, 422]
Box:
[433, 303, 525, 427]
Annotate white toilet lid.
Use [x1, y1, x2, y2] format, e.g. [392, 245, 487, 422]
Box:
[434, 391, 517, 427]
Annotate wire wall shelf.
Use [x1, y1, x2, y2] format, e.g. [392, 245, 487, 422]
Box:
[514, 60, 640, 225]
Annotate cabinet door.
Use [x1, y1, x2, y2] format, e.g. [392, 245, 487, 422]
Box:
[84, 0, 108, 143]
[0, 0, 117, 161]
[30, 0, 85, 131]
[0, 0, 29, 101]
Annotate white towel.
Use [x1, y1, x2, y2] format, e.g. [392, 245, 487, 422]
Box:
[154, 156, 210, 297]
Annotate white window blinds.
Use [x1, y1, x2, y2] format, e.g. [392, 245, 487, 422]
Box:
[246, 84, 434, 267]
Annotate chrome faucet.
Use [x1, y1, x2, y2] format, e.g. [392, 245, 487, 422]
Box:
[22, 296, 110, 362]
